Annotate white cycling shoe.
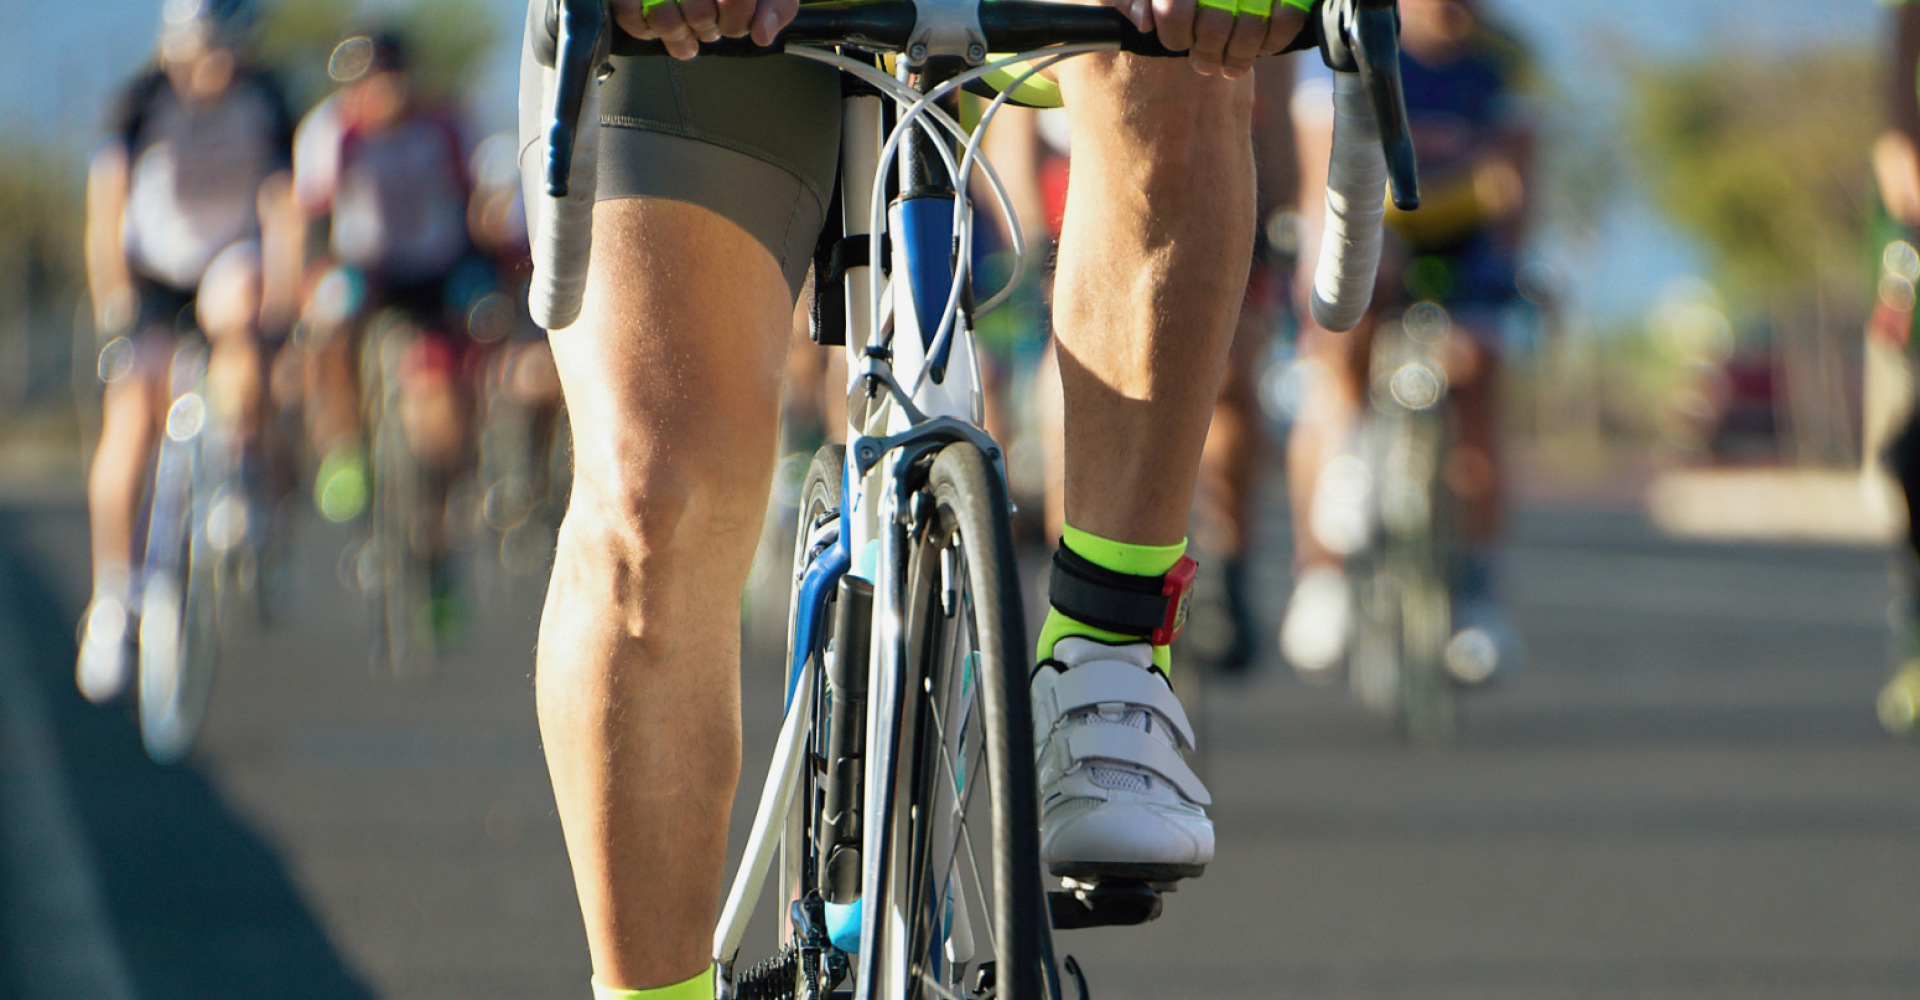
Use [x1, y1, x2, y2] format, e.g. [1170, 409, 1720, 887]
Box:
[75, 595, 133, 704]
[1031, 637, 1213, 882]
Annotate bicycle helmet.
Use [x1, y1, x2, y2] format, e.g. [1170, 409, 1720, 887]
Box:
[159, 0, 258, 51]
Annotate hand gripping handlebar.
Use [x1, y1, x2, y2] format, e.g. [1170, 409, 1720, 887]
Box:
[525, 0, 1419, 333]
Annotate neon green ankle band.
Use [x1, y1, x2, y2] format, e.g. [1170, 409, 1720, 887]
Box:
[1060, 525, 1185, 578]
[1040, 527, 1188, 673]
[592, 966, 711, 1000]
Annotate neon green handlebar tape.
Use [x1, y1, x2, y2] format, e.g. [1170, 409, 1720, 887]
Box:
[1198, 0, 1312, 16]
[1197, 0, 1314, 13]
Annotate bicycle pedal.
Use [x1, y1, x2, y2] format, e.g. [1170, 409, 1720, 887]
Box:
[1047, 878, 1167, 930]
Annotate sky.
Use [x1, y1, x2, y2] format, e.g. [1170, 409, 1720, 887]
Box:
[0, 0, 1892, 323]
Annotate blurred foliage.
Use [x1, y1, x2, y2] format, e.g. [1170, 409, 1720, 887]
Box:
[256, 0, 501, 110]
[1629, 46, 1879, 317]
[0, 146, 84, 311]
[388, 0, 502, 102]
[0, 144, 85, 409]
[254, 0, 357, 109]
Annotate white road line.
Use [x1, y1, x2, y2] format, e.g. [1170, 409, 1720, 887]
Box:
[0, 581, 138, 999]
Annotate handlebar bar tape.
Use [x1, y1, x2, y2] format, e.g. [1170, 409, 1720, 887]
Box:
[529, 72, 601, 330]
[1196, 0, 1313, 16]
[1310, 70, 1387, 334]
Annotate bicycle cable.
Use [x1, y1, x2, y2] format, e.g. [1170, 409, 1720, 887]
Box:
[792, 46, 1110, 370]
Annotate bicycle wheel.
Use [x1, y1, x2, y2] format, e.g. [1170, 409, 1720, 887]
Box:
[137, 428, 219, 764]
[884, 441, 1050, 1000]
[1363, 328, 1459, 745]
[367, 324, 430, 675]
[732, 444, 847, 1000]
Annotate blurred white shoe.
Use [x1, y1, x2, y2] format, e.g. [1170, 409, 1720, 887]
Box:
[1309, 454, 1373, 557]
[76, 595, 132, 704]
[1032, 638, 1212, 881]
[1446, 596, 1524, 687]
[1281, 565, 1352, 680]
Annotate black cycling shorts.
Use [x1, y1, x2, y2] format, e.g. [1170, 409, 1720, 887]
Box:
[517, 0, 843, 297]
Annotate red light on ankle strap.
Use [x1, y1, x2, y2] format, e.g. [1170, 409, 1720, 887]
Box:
[1151, 556, 1199, 647]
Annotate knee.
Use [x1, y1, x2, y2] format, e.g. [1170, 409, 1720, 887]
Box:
[563, 446, 769, 585]
[1065, 58, 1253, 150]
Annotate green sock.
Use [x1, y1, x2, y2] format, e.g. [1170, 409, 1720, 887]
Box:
[1037, 524, 1187, 674]
[592, 966, 711, 1000]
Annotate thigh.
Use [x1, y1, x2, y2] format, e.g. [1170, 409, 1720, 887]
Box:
[555, 198, 797, 527]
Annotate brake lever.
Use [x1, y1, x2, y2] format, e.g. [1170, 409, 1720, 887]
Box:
[1315, 0, 1419, 211]
[546, 0, 608, 198]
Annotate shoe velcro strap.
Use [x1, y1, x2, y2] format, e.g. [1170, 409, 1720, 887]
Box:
[1049, 545, 1170, 637]
[1065, 727, 1211, 807]
[1045, 661, 1195, 751]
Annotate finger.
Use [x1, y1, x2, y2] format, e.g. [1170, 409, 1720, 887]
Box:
[645, 2, 700, 59]
[1220, 11, 1265, 77]
[610, 0, 650, 36]
[1115, 0, 1153, 34]
[678, 0, 723, 43]
[1151, 0, 1197, 54]
[714, 0, 755, 38]
[1257, 6, 1308, 56]
[1188, 3, 1234, 75]
[749, 0, 798, 47]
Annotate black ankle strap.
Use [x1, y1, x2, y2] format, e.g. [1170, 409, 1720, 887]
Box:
[1049, 545, 1176, 638]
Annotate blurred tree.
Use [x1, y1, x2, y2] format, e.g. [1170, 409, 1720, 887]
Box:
[1631, 47, 1878, 307]
[255, 0, 499, 111]
[0, 145, 84, 411]
[1630, 47, 1881, 464]
[255, 0, 358, 110]
[388, 0, 501, 101]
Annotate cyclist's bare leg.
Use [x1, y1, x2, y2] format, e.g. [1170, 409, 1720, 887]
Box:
[1444, 332, 1502, 546]
[1051, 57, 1255, 546]
[536, 198, 791, 992]
[1285, 319, 1368, 570]
[1197, 306, 1267, 557]
[87, 364, 165, 582]
[198, 246, 267, 445]
[303, 323, 360, 455]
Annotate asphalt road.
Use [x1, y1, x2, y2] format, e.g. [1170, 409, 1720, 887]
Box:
[3, 486, 1918, 999]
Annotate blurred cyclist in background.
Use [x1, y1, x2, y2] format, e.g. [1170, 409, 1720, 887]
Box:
[77, 0, 297, 701]
[1187, 59, 1301, 674]
[1281, 0, 1533, 683]
[294, 29, 488, 630]
[1869, 0, 1920, 738]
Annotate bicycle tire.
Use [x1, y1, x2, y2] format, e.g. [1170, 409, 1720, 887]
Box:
[885, 441, 1050, 1000]
[137, 437, 220, 764]
[725, 444, 845, 1000]
[1357, 323, 1459, 745]
[785, 442, 843, 940]
[367, 324, 431, 676]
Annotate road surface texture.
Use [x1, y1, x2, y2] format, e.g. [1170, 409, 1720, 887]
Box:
[3, 484, 1917, 999]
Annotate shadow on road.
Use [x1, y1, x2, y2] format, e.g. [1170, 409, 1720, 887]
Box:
[0, 512, 375, 999]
